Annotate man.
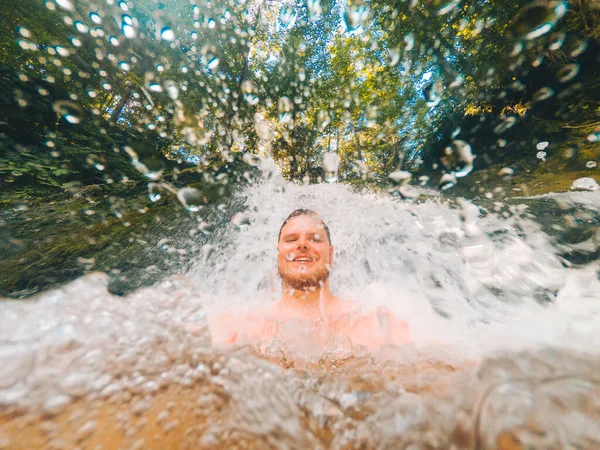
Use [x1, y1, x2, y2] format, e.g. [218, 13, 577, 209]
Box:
[207, 209, 411, 350]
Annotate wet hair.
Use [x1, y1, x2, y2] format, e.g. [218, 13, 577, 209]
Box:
[278, 209, 331, 244]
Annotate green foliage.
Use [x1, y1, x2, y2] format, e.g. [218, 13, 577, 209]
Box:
[0, 0, 598, 196]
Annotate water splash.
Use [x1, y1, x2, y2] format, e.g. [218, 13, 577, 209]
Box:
[322, 152, 340, 183]
[1, 163, 600, 446]
[508, 1, 568, 41]
[440, 140, 475, 177]
[344, 3, 369, 32]
[279, 5, 297, 28]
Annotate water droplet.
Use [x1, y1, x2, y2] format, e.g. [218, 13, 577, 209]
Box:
[279, 5, 297, 28]
[17, 26, 31, 38]
[101, 82, 112, 91]
[494, 116, 517, 134]
[17, 39, 36, 51]
[570, 39, 588, 57]
[439, 173, 457, 190]
[389, 171, 412, 188]
[124, 146, 165, 179]
[177, 187, 203, 212]
[207, 18, 216, 29]
[322, 152, 340, 183]
[156, 64, 164, 72]
[245, 93, 259, 105]
[571, 177, 599, 191]
[536, 141, 549, 150]
[77, 256, 96, 270]
[71, 37, 82, 46]
[278, 97, 293, 123]
[388, 47, 400, 67]
[109, 35, 120, 46]
[557, 63, 580, 83]
[161, 27, 174, 41]
[587, 133, 599, 143]
[148, 182, 162, 202]
[232, 212, 250, 229]
[55, 45, 69, 56]
[52, 100, 83, 124]
[425, 0, 458, 16]
[180, 65, 189, 73]
[43, 394, 71, 414]
[254, 115, 271, 139]
[241, 80, 255, 94]
[165, 80, 178, 100]
[344, 3, 369, 32]
[404, 33, 415, 52]
[307, 0, 322, 20]
[89, 12, 102, 24]
[498, 167, 515, 178]
[118, 61, 131, 71]
[76, 420, 97, 442]
[586, 161, 597, 169]
[549, 31, 566, 50]
[424, 80, 442, 107]
[74, 21, 89, 33]
[148, 83, 163, 93]
[363, 106, 377, 128]
[122, 17, 135, 38]
[243, 152, 261, 167]
[532, 87, 554, 103]
[440, 140, 475, 177]
[207, 57, 219, 70]
[55, 0, 73, 11]
[508, 1, 567, 41]
[536, 151, 547, 160]
[118, 0, 129, 11]
[86, 154, 106, 170]
[199, 221, 214, 235]
[317, 110, 330, 130]
[123, 24, 135, 38]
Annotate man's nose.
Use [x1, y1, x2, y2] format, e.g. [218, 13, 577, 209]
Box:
[296, 236, 309, 248]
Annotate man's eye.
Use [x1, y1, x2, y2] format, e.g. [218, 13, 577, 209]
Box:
[286, 238, 297, 242]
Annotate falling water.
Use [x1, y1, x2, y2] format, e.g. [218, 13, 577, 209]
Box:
[1, 161, 599, 448]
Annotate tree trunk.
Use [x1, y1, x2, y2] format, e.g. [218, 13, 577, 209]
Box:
[226, 4, 262, 148]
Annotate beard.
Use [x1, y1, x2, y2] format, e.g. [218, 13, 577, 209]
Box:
[278, 263, 330, 291]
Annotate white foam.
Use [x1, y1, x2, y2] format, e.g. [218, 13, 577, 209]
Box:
[1, 161, 599, 422]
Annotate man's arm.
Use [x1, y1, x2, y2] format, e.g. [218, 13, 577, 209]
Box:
[350, 306, 411, 348]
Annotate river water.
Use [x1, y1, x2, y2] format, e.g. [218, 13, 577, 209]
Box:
[1, 161, 599, 449]
[1, 0, 599, 446]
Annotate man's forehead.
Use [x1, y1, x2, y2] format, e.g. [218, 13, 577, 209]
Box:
[280, 215, 325, 234]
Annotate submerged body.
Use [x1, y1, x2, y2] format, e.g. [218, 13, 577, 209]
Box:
[209, 298, 411, 350]
[206, 210, 411, 352]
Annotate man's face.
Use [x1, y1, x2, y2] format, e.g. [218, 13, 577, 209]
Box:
[277, 215, 333, 291]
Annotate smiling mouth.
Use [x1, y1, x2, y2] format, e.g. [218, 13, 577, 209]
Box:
[293, 257, 315, 263]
